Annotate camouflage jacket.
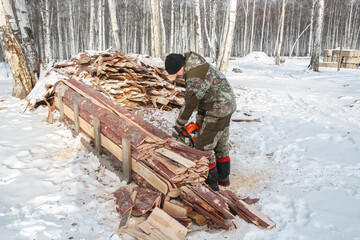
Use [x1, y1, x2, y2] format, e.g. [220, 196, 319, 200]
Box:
[176, 52, 236, 126]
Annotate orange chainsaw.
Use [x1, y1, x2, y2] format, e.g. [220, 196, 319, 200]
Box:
[173, 122, 200, 147]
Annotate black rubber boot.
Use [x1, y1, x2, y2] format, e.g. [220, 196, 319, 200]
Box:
[206, 167, 219, 191]
[217, 157, 230, 187]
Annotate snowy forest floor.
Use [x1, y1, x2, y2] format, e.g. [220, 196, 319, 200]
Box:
[0, 54, 360, 240]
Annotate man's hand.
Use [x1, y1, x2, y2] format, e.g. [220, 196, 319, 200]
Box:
[174, 121, 185, 134]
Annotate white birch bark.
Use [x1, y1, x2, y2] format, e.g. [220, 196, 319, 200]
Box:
[170, 0, 174, 52]
[13, 0, 38, 74]
[260, 0, 267, 52]
[0, 0, 35, 98]
[249, 0, 256, 52]
[97, 0, 103, 50]
[347, 0, 354, 48]
[108, 0, 121, 51]
[150, 0, 163, 58]
[89, 0, 95, 50]
[68, 1, 76, 56]
[195, 0, 204, 56]
[307, 0, 316, 56]
[44, 0, 52, 62]
[159, 0, 166, 55]
[275, 0, 286, 65]
[310, 0, 324, 72]
[243, 0, 249, 55]
[216, 0, 238, 74]
[56, 0, 63, 60]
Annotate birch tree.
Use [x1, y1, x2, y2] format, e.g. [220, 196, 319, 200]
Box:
[108, 0, 121, 51]
[68, 1, 76, 56]
[195, 0, 204, 56]
[260, 0, 268, 52]
[89, 0, 95, 50]
[242, 0, 249, 55]
[307, 0, 316, 56]
[150, 0, 163, 58]
[275, 0, 286, 65]
[216, 0, 238, 74]
[249, 0, 256, 52]
[14, 0, 38, 73]
[309, 0, 324, 72]
[0, 0, 37, 98]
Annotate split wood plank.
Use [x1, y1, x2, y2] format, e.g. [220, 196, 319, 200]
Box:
[163, 201, 188, 218]
[55, 96, 169, 194]
[119, 190, 137, 229]
[155, 148, 196, 168]
[222, 190, 276, 229]
[138, 207, 188, 240]
[190, 185, 235, 220]
[124, 228, 153, 240]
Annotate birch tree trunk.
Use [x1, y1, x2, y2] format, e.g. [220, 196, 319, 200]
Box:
[150, 0, 163, 58]
[216, 0, 237, 74]
[89, 0, 95, 50]
[275, 0, 286, 65]
[260, 0, 267, 52]
[170, 0, 174, 52]
[69, 1, 76, 56]
[195, 0, 204, 56]
[56, 0, 64, 60]
[243, 0, 249, 56]
[347, 0, 354, 48]
[307, 0, 316, 57]
[249, 0, 256, 52]
[43, 0, 51, 62]
[108, 0, 121, 51]
[0, 0, 36, 98]
[159, 0, 166, 55]
[310, 0, 324, 72]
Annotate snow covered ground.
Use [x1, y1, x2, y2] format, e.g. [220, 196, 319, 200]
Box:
[1, 55, 360, 239]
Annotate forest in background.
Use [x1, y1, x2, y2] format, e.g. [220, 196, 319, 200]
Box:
[0, 0, 358, 63]
[0, 0, 360, 62]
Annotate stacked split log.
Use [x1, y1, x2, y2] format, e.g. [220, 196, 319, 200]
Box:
[54, 79, 209, 195]
[53, 51, 185, 110]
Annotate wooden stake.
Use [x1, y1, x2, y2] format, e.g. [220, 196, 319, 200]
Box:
[122, 138, 132, 184]
[73, 102, 80, 134]
[57, 93, 64, 122]
[93, 117, 101, 153]
[337, 35, 344, 71]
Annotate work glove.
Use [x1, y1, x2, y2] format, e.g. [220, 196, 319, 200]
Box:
[196, 114, 205, 129]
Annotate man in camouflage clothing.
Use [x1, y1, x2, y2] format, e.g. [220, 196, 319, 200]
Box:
[165, 52, 236, 191]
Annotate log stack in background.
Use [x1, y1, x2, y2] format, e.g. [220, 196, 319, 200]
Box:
[53, 51, 186, 110]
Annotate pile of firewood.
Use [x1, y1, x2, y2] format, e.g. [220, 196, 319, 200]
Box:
[53, 51, 185, 110]
[114, 184, 275, 240]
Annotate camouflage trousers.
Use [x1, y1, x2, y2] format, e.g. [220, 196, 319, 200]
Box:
[195, 115, 231, 165]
